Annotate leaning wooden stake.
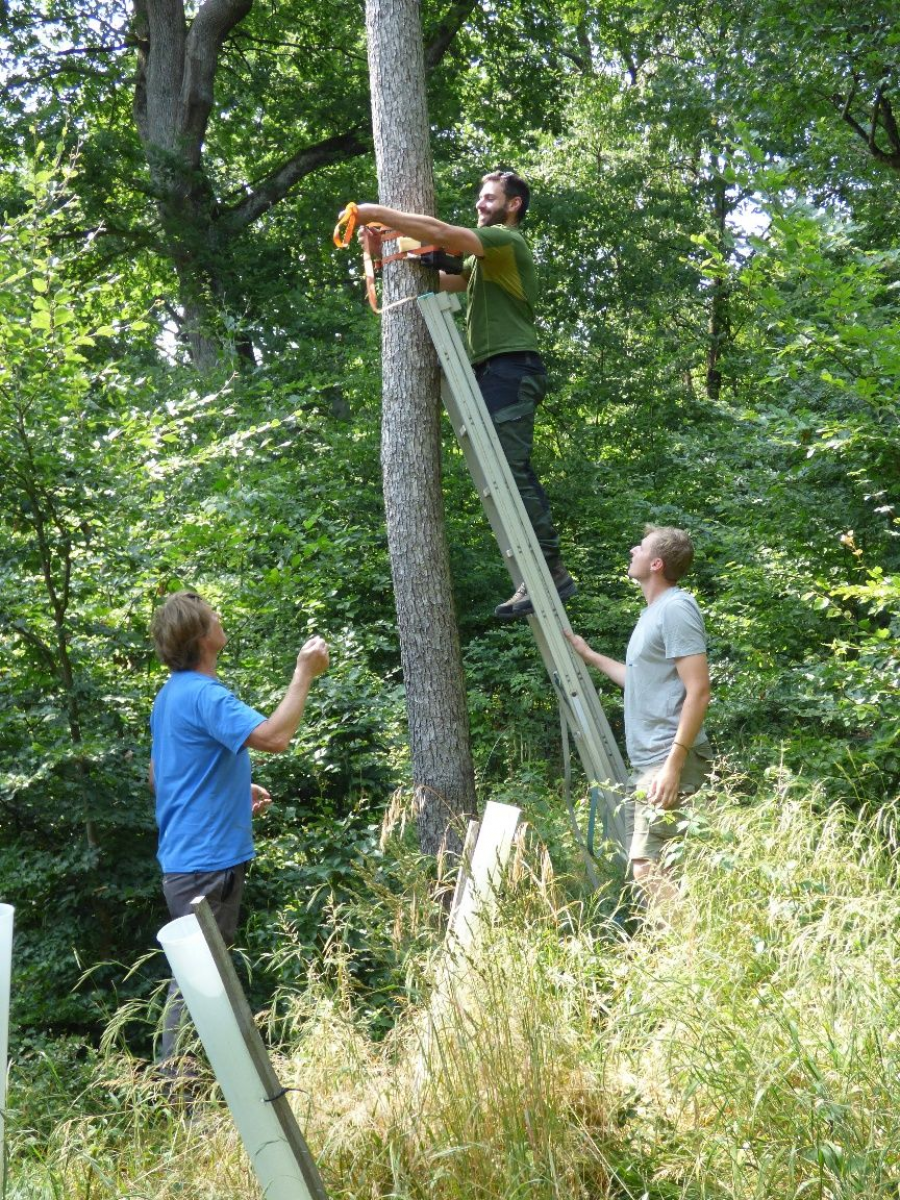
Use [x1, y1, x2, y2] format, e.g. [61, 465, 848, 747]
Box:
[158, 898, 329, 1200]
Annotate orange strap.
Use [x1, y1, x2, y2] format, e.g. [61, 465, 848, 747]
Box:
[334, 203, 443, 313]
[333, 202, 359, 248]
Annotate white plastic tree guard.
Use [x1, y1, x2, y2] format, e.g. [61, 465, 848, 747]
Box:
[158, 898, 328, 1200]
[447, 801, 521, 951]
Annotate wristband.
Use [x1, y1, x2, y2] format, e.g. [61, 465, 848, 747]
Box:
[672, 740, 689, 751]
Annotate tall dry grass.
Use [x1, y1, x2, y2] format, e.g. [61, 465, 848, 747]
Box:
[7, 768, 900, 1198]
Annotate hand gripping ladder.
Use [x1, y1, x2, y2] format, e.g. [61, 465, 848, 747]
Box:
[417, 292, 629, 857]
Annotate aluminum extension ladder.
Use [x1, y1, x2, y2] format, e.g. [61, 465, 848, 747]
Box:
[417, 291, 629, 858]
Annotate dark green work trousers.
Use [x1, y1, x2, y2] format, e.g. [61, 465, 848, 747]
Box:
[474, 351, 562, 565]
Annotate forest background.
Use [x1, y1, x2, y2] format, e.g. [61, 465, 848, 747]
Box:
[1, 1, 900, 1197]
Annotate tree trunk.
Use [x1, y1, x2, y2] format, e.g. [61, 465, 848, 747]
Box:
[132, 0, 252, 369]
[706, 167, 730, 401]
[365, 0, 477, 856]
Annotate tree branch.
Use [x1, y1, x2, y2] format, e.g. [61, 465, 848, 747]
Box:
[0, 615, 57, 676]
[423, 0, 480, 69]
[833, 78, 900, 170]
[180, 0, 254, 152]
[874, 86, 900, 160]
[216, 0, 475, 233]
[217, 128, 369, 233]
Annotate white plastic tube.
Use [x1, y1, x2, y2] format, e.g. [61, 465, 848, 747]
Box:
[447, 801, 521, 950]
[0, 903, 14, 1189]
[158, 914, 316, 1200]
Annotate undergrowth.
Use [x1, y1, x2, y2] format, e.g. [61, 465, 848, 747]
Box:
[6, 766, 900, 1199]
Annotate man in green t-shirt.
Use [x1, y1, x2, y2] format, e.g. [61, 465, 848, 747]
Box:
[356, 170, 574, 619]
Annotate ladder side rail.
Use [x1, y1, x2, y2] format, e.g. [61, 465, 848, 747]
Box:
[527, 609, 630, 848]
[421, 294, 557, 601]
[549, 677, 629, 849]
[518, 574, 628, 784]
[420, 292, 627, 780]
[423, 295, 596, 655]
[426, 301, 542, 594]
[419, 292, 629, 849]
[526, 607, 627, 784]
[440, 402, 629, 836]
[439, 378, 532, 574]
[540, 657, 627, 776]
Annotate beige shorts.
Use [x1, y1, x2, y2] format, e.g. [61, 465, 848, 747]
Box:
[625, 749, 711, 862]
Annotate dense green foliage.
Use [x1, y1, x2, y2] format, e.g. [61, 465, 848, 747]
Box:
[1, 0, 899, 1192]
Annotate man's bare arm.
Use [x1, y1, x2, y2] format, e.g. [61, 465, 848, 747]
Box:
[246, 636, 330, 753]
[647, 652, 711, 809]
[670, 653, 711, 751]
[355, 204, 483, 258]
[564, 631, 627, 689]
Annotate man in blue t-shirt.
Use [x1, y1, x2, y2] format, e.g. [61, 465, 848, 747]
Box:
[566, 527, 713, 913]
[149, 589, 329, 1062]
[356, 170, 574, 620]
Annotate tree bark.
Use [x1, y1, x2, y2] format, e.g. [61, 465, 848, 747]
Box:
[132, 0, 249, 368]
[706, 166, 731, 401]
[365, 0, 477, 856]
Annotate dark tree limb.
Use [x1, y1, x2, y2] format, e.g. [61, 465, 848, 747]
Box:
[180, 0, 254, 152]
[218, 129, 370, 233]
[424, 0, 480, 69]
[832, 78, 900, 170]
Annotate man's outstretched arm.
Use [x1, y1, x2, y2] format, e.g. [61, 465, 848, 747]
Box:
[354, 204, 483, 259]
[246, 635, 330, 753]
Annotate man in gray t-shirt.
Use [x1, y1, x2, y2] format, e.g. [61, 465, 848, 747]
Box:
[566, 526, 712, 909]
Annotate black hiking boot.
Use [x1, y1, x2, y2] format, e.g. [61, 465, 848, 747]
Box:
[494, 564, 576, 620]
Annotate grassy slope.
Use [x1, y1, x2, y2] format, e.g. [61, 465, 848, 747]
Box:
[8, 768, 900, 1199]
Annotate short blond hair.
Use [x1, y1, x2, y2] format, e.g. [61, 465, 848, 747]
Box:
[645, 525, 694, 583]
[150, 590, 213, 671]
